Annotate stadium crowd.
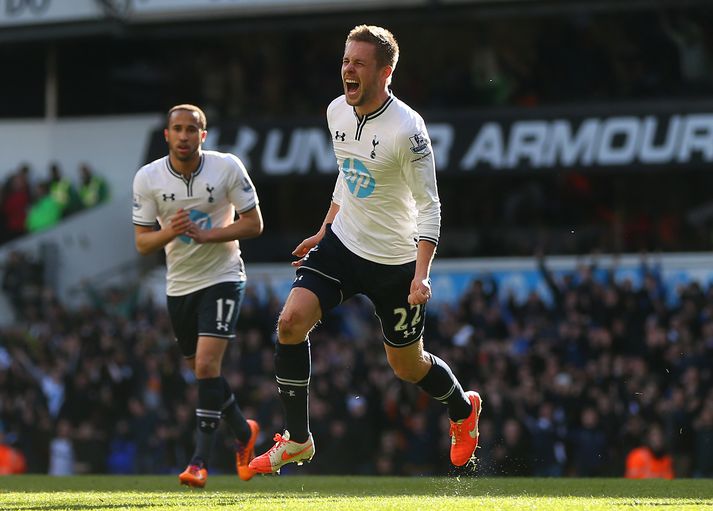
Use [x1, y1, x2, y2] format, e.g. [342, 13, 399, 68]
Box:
[0, 163, 109, 245]
[0, 250, 711, 478]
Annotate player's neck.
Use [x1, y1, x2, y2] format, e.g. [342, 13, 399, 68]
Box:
[169, 152, 202, 178]
[354, 89, 390, 118]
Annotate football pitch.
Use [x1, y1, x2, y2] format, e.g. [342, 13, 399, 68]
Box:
[1, 475, 712, 511]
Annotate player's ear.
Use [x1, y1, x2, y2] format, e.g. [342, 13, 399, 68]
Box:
[164, 128, 168, 142]
[201, 130, 207, 142]
[381, 65, 393, 84]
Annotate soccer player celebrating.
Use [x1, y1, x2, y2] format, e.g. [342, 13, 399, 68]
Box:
[250, 25, 482, 474]
[133, 104, 262, 487]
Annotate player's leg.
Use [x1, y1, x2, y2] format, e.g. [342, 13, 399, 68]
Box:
[249, 286, 322, 474]
[274, 287, 322, 441]
[191, 335, 229, 470]
[372, 261, 482, 466]
[251, 226, 353, 474]
[383, 339, 482, 465]
[168, 290, 210, 487]
[194, 281, 259, 481]
[382, 337, 472, 421]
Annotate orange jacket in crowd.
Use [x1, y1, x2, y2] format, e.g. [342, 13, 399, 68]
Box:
[0, 444, 27, 475]
[625, 446, 674, 479]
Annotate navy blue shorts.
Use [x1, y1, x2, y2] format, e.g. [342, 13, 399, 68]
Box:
[293, 225, 425, 347]
[166, 281, 246, 358]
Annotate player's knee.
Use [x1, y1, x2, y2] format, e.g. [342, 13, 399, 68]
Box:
[390, 361, 424, 383]
[277, 310, 310, 344]
[194, 358, 220, 378]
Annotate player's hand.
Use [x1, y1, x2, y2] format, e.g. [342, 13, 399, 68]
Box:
[185, 223, 209, 244]
[291, 233, 323, 268]
[408, 278, 432, 305]
[167, 208, 191, 236]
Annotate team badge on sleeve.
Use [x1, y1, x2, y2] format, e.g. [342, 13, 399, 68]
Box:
[409, 132, 430, 155]
[133, 194, 142, 210]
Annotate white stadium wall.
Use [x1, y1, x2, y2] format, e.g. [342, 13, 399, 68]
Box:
[0, 114, 161, 194]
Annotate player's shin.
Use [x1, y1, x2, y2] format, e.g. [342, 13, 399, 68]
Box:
[274, 340, 311, 443]
[416, 353, 470, 421]
[220, 377, 251, 443]
[192, 377, 224, 466]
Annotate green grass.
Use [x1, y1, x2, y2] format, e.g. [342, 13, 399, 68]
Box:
[1, 476, 712, 511]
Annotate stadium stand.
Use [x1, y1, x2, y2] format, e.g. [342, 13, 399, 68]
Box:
[1, 250, 712, 477]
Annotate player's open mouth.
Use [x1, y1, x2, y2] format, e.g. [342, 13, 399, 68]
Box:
[345, 79, 359, 95]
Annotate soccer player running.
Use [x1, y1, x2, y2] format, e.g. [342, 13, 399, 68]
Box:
[250, 25, 482, 474]
[133, 104, 263, 487]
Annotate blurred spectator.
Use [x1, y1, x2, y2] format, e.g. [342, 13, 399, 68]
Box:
[78, 163, 109, 209]
[659, 11, 713, 92]
[526, 401, 566, 477]
[1, 166, 32, 242]
[73, 421, 107, 474]
[26, 182, 62, 233]
[48, 420, 75, 476]
[0, 431, 27, 475]
[48, 163, 81, 218]
[493, 418, 532, 476]
[692, 391, 713, 477]
[106, 420, 137, 474]
[625, 423, 674, 479]
[2, 250, 44, 317]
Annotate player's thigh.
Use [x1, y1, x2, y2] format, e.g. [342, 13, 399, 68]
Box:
[278, 286, 324, 343]
[294, 224, 355, 314]
[166, 292, 200, 359]
[369, 261, 426, 348]
[197, 281, 246, 340]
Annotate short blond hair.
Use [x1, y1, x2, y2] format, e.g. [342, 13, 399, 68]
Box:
[346, 25, 399, 70]
[167, 104, 207, 130]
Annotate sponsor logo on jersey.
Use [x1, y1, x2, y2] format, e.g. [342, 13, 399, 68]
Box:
[340, 158, 375, 198]
[179, 210, 212, 243]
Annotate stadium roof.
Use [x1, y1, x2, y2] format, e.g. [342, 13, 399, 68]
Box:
[0, 0, 705, 42]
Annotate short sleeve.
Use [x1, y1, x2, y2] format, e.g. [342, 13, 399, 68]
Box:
[132, 168, 158, 226]
[226, 154, 259, 213]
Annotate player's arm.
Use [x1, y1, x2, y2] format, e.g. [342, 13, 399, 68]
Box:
[401, 124, 441, 305]
[186, 205, 263, 244]
[133, 168, 191, 255]
[292, 201, 340, 259]
[291, 173, 342, 267]
[409, 240, 436, 305]
[134, 208, 191, 255]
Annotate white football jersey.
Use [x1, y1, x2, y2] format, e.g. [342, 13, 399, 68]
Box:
[132, 150, 258, 296]
[327, 92, 441, 265]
